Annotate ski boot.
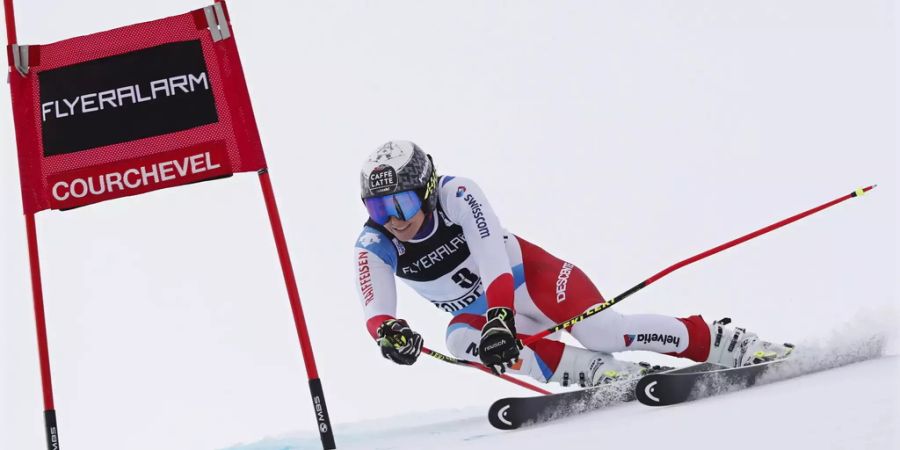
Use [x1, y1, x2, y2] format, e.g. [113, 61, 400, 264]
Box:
[548, 346, 667, 388]
[706, 317, 794, 368]
[592, 361, 675, 384]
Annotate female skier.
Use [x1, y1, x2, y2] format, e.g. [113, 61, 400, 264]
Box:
[354, 141, 790, 387]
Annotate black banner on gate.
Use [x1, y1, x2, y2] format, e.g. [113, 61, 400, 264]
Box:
[38, 40, 219, 157]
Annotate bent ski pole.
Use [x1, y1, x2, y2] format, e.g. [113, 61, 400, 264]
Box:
[522, 185, 877, 346]
[423, 347, 551, 395]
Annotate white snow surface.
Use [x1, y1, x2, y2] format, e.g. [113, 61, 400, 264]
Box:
[226, 359, 899, 450]
[226, 318, 899, 450]
[0, 2, 896, 450]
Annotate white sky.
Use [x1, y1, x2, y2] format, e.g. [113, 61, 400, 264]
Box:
[1, 1, 896, 450]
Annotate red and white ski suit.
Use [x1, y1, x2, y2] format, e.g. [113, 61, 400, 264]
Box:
[355, 175, 710, 382]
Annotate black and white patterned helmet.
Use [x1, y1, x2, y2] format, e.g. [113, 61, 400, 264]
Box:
[360, 141, 438, 213]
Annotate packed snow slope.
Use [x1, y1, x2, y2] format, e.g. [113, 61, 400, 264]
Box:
[0, 2, 895, 450]
[226, 323, 899, 450]
[226, 358, 899, 450]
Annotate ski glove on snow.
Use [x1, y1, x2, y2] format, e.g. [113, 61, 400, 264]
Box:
[479, 307, 523, 374]
[377, 319, 424, 365]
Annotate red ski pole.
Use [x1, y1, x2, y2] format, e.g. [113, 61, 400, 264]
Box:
[522, 185, 877, 346]
[423, 347, 551, 395]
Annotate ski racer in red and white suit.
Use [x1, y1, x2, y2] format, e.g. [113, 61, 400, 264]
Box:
[355, 141, 788, 386]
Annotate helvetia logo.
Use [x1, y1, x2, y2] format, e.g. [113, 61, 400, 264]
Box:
[625, 333, 681, 347]
[456, 186, 467, 197]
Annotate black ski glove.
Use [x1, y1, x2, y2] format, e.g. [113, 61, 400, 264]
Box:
[479, 307, 523, 374]
[376, 318, 424, 366]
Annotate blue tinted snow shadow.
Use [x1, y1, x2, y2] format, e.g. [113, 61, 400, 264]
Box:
[221, 407, 491, 450]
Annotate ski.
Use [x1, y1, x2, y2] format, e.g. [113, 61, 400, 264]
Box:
[635, 359, 787, 406]
[487, 360, 791, 429]
[487, 363, 703, 430]
[487, 378, 637, 430]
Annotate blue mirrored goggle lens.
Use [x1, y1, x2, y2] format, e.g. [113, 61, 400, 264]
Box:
[364, 191, 423, 225]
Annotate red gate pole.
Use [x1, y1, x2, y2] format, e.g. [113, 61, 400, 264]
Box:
[3, 0, 16, 42]
[25, 215, 60, 450]
[4, 1, 62, 449]
[258, 170, 336, 449]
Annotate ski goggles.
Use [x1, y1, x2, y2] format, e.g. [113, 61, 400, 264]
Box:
[364, 190, 423, 225]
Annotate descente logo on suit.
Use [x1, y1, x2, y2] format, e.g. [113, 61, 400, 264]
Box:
[555, 262, 575, 303]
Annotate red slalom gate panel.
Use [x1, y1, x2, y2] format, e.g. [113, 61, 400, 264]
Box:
[7, 1, 265, 213]
[5, 3, 338, 448]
